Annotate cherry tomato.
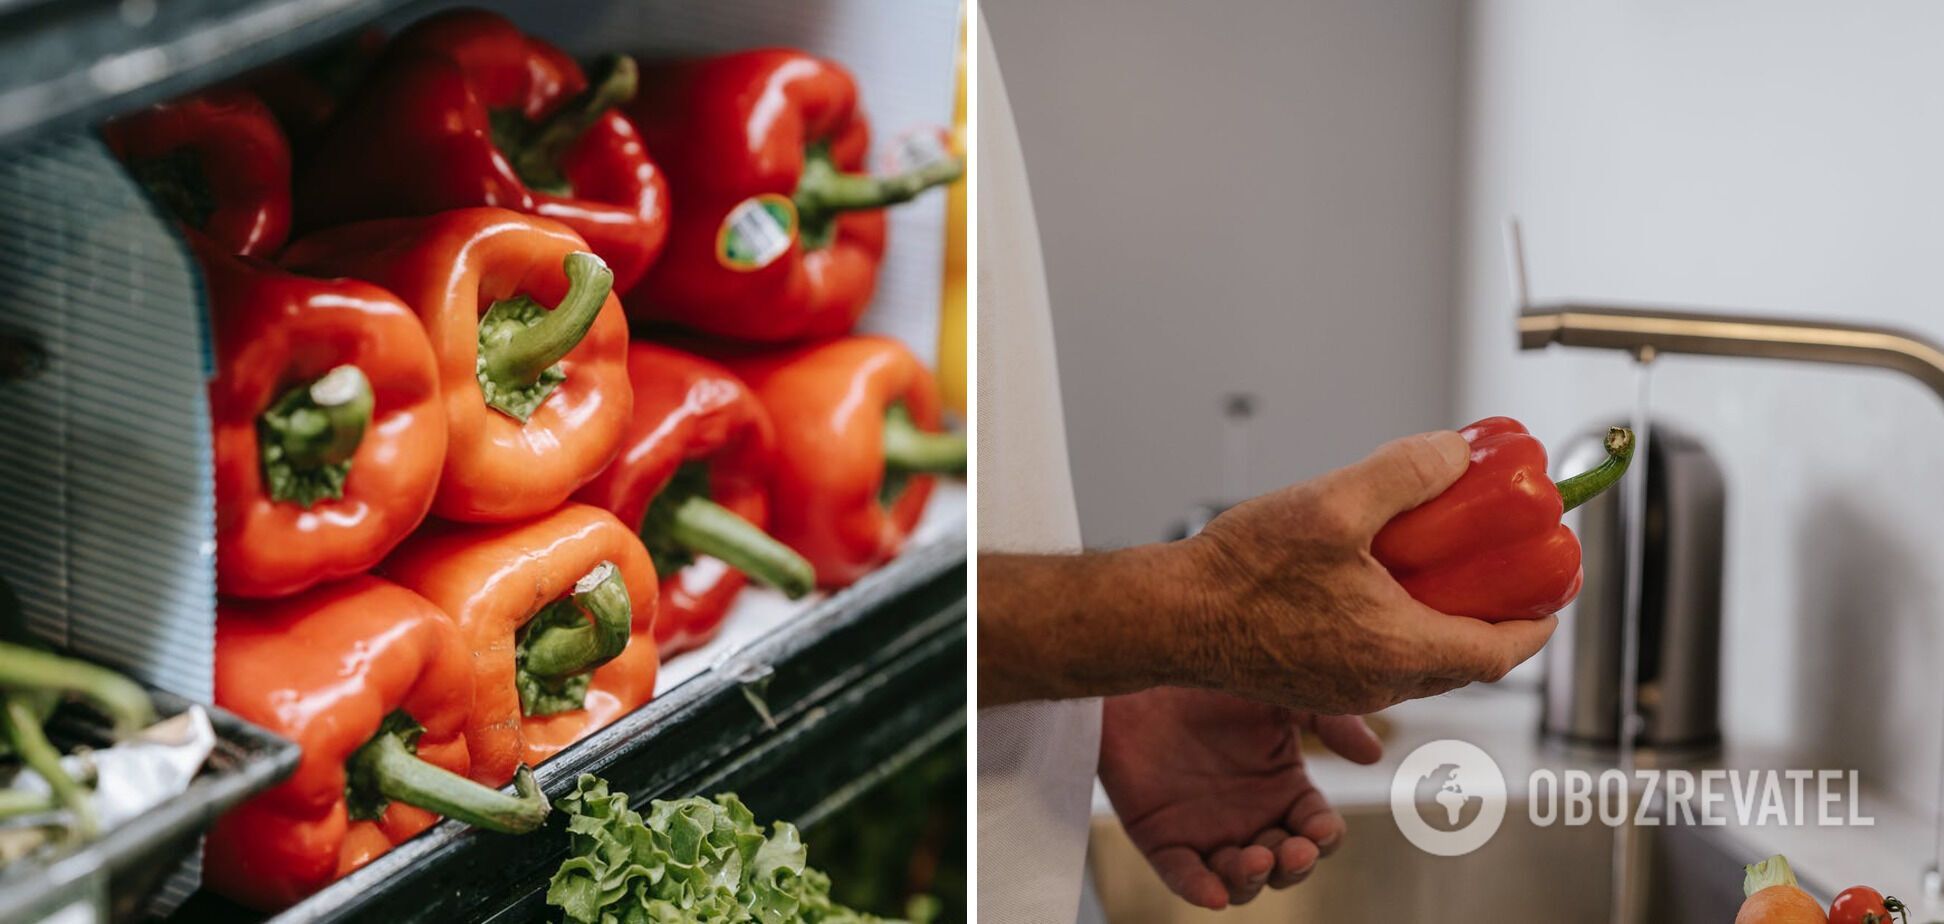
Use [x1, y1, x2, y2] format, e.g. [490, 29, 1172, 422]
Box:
[1830, 886, 1906, 924]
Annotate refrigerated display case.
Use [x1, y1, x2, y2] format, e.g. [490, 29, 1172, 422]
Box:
[0, 1, 967, 920]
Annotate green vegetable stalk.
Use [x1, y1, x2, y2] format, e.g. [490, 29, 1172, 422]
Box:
[546, 775, 890, 924]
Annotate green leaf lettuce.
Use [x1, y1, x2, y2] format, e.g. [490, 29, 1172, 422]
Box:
[547, 774, 890, 924]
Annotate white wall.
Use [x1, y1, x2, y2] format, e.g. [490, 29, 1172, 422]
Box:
[1459, 0, 1944, 822]
[983, 0, 1464, 548]
[990, 0, 1944, 870]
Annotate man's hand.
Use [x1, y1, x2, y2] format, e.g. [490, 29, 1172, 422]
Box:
[978, 430, 1556, 710]
[1098, 687, 1380, 909]
[1178, 430, 1558, 713]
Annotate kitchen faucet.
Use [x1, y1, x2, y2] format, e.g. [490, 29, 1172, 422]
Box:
[1518, 304, 1944, 399]
[1508, 226, 1944, 903]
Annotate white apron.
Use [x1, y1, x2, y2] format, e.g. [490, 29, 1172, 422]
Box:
[975, 14, 1103, 924]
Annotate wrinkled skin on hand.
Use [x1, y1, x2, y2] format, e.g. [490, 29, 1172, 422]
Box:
[1179, 431, 1556, 715]
[1100, 688, 1382, 909]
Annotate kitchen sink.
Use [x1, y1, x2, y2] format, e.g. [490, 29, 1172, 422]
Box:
[1089, 801, 1752, 922]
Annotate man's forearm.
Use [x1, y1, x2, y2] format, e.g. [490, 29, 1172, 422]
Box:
[977, 541, 1218, 707]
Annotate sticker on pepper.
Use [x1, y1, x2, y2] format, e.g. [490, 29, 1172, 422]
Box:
[716, 194, 797, 271]
[879, 125, 957, 176]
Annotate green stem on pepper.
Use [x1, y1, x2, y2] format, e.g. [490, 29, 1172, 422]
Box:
[1555, 426, 1636, 514]
[258, 364, 373, 507]
[518, 562, 632, 680]
[344, 710, 549, 833]
[510, 55, 638, 195]
[644, 468, 815, 599]
[881, 404, 965, 474]
[793, 145, 963, 247]
[476, 251, 612, 422]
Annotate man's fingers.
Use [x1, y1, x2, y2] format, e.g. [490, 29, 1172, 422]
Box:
[1314, 431, 1471, 535]
[1284, 784, 1347, 856]
[1422, 612, 1558, 682]
[1209, 845, 1274, 906]
[1268, 835, 1321, 888]
[1311, 714, 1383, 765]
[1146, 846, 1229, 910]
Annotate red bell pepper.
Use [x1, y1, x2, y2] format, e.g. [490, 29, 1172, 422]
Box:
[1372, 417, 1635, 622]
[206, 576, 550, 910]
[382, 503, 659, 787]
[283, 208, 632, 523]
[195, 233, 444, 599]
[294, 9, 668, 295]
[575, 343, 814, 656]
[625, 49, 963, 341]
[716, 337, 962, 587]
[101, 89, 292, 257]
[241, 28, 384, 150]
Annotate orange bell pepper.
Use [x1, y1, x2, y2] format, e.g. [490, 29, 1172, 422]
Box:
[381, 503, 659, 786]
[283, 208, 633, 522]
[207, 576, 549, 910]
[575, 343, 814, 657]
[196, 233, 444, 598]
[716, 336, 963, 587]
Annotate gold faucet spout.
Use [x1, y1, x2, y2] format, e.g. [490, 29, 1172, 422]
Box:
[1517, 303, 1944, 403]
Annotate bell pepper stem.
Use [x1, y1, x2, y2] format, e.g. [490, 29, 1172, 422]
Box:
[0, 641, 154, 737]
[2, 694, 95, 838]
[261, 365, 373, 470]
[1555, 426, 1636, 514]
[478, 252, 612, 392]
[352, 731, 550, 834]
[794, 150, 964, 228]
[656, 494, 815, 599]
[519, 562, 632, 679]
[514, 55, 638, 186]
[882, 404, 966, 474]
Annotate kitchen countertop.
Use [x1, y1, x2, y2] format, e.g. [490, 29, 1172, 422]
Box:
[1092, 681, 1944, 916]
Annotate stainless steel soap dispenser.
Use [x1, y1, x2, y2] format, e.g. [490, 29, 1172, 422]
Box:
[1540, 422, 1725, 758]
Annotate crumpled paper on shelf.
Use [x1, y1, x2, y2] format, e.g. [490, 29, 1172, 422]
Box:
[2, 707, 215, 840]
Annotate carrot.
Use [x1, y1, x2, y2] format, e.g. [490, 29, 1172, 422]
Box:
[1737, 855, 1829, 924]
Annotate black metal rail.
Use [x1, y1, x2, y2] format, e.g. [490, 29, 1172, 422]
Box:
[0, 0, 420, 150]
[170, 537, 967, 924]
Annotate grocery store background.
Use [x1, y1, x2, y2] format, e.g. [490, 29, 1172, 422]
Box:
[985, 0, 1944, 909]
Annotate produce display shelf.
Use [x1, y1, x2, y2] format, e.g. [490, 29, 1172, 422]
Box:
[0, 0, 414, 150]
[0, 692, 299, 924]
[168, 534, 968, 924]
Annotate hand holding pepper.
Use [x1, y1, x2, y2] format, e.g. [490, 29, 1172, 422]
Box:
[980, 432, 1556, 712]
[1373, 417, 1634, 621]
[283, 208, 632, 522]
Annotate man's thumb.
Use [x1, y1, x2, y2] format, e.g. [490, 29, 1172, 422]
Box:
[1321, 430, 1471, 534]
